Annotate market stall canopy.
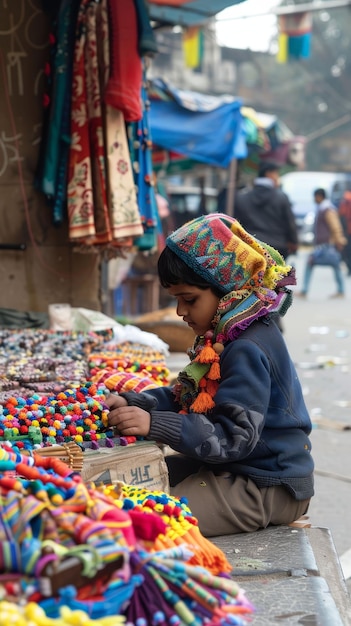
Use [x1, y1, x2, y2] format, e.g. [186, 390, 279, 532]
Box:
[148, 78, 248, 168]
[242, 106, 293, 154]
[147, 0, 248, 27]
[149, 79, 306, 172]
[241, 106, 306, 172]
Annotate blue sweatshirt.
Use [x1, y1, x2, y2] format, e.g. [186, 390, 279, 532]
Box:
[121, 317, 314, 501]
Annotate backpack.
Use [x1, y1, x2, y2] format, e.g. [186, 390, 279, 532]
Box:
[338, 191, 351, 235]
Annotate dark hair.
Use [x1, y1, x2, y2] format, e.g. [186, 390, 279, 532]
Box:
[314, 188, 326, 199]
[157, 246, 224, 297]
[258, 161, 280, 178]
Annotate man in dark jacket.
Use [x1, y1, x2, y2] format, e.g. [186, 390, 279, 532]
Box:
[220, 162, 298, 261]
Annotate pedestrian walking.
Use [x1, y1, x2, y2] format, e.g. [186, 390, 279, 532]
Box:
[228, 162, 299, 261]
[106, 213, 314, 538]
[297, 188, 347, 299]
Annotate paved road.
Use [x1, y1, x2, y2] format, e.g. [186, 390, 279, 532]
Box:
[284, 249, 351, 590]
[166, 247, 351, 585]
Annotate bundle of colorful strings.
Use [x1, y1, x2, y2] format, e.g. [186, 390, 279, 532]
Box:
[123, 546, 254, 625]
[106, 483, 232, 575]
[0, 445, 254, 624]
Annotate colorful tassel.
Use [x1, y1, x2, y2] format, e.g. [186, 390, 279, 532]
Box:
[208, 359, 220, 381]
[190, 379, 215, 413]
[194, 334, 217, 364]
[205, 378, 219, 398]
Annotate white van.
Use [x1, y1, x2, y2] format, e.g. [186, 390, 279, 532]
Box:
[280, 171, 351, 244]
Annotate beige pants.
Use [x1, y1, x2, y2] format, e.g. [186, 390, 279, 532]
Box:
[170, 466, 310, 538]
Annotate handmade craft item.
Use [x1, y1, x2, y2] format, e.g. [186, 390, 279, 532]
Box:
[0, 445, 254, 625]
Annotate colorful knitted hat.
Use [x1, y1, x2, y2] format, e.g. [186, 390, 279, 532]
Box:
[166, 213, 285, 294]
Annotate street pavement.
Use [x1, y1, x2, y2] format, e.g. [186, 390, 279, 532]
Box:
[285, 248, 351, 592]
[165, 247, 351, 588]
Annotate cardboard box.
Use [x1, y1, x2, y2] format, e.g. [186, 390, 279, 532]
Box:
[81, 441, 169, 493]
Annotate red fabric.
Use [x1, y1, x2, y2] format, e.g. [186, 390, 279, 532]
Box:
[129, 509, 167, 541]
[85, 2, 112, 244]
[339, 191, 351, 235]
[104, 0, 142, 122]
[101, 509, 137, 547]
[67, 0, 96, 240]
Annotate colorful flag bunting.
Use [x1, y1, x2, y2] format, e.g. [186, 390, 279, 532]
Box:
[182, 26, 204, 69]
[277, 12, 312, 64]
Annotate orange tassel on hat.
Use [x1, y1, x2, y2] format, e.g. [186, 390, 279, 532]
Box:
[190, 378, 215, 413]
[195, 334, 217, 364]
[208, 359, 220, 380]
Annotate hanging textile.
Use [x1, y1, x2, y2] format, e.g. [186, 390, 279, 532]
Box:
[134, 0, 159, 57]
[35, 0, 81, 224]
[66, 0, 144, 247]
[277, 12, 312, 64]
[130, 74, 160, 251]
[36, 0, 163, 253]
[100, 0, 145, 242]
[105, 107, 144, 242]
[104, 0, 143, 122]
[67, 0, 97, 241]
[182, 26, 204, 69]
[85, 0, 111, 244]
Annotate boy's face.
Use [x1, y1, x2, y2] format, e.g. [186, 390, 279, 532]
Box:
[167, 284, 220, 337]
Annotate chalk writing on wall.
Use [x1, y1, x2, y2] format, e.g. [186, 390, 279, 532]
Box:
[1, 0, 48, 97]
[32, 122, 42, 148]
[0, 131, 24, 178]
[0, 0, 49, 178]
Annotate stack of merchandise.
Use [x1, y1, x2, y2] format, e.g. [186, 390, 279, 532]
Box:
[88, 341, 169, 394]
[0, 328, 257, 622]
[0, 329, 112, 401]
[0, 444, 254, 624]
[0, 330, 170, 453]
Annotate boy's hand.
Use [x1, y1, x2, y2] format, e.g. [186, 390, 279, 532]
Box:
[105, 393, 128, 411]
[108, 405, 151, 437]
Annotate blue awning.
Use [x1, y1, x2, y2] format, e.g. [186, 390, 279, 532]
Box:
[149, 79, 248, 168]
[148, 1, 248, 27]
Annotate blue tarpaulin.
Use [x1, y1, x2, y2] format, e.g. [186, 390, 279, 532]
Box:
[149, 79, 248, 168]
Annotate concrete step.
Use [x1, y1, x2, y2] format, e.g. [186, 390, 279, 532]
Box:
[212, 525, 351, 625]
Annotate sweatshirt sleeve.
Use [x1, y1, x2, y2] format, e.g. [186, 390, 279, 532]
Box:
[120, 385, 181, 412]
